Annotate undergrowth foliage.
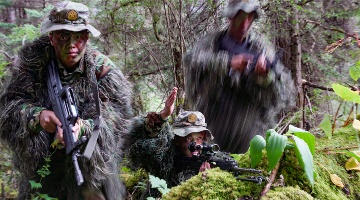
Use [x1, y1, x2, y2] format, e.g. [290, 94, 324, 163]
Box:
[250, 125, 315, 186]
[29, 152, 57, 200]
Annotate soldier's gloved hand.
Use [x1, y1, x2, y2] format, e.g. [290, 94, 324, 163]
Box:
[39, 110, 62, 133]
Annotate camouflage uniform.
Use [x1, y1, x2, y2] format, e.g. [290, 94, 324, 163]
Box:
[184, 0, 296, 153]
[0, 2, 132, 199]
[129, 111, 212, 187]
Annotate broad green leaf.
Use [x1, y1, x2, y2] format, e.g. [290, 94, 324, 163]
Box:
[292, 136, 314, 186]
[266, 133, 287, 171]
[288, 125, 309, 134]
[332, 83, 360, 104]
[349, 62, 360, 81]
[293, 132, 316, 156]
[149, 174, 170, 194]
[250, 135, 266, 168]
[319, 114, 332, 139]
[265, 129, 277, 143]
[29, 180, 42, 189]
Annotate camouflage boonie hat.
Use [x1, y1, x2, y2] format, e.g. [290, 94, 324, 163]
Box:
[173, 111, 213, 139]
[40, 1, 100, 37]
[222, 0, 261, 19]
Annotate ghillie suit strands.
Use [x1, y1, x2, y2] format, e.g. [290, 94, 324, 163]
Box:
[0, 35, 133, 199]
[128, 112, 180, 188]
[184, 30, 296, 153]
[127, 111, 213, 199]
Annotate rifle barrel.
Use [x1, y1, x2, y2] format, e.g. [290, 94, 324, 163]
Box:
[233, 166, 262, 174]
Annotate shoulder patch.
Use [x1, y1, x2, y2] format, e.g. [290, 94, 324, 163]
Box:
[94, 52, 114, 80]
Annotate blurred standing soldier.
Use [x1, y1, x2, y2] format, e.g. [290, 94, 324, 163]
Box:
[183, 0, 296, 153]
[0, 1, 133, 199]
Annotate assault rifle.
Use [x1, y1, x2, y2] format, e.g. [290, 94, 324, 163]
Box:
[46, 58, 87, 186]
[175, 142, 265, 184]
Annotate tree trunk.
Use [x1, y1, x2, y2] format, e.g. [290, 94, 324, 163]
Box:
[290, 2, 304, 128]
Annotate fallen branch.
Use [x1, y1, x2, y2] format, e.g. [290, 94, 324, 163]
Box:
[317, 146, 358, 152]
[260, 161, 281, 198]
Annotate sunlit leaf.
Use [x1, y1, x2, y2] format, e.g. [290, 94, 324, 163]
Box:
[353, 119, 360, 130]
[319, 114, 332, 139]
[330, 174, 344, 188]
[266, 133, 287, 171]
[288, 125, 309, 134]
[349, 62, 360, 81]
[345, 157, 360, 171]
[149, 174, 170, 194]
[250, 135, 266, 168]
[292, 136, 314, 186]
[293, 132, 316, 156]
[332, 83, 360, 104]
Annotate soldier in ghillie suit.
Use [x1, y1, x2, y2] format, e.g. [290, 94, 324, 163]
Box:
[129, 90, 214, 189]
[0, 1, 132, 199]
[183, 0, 296, 153]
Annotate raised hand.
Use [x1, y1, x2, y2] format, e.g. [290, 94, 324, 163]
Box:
[160, 87, 178, 120]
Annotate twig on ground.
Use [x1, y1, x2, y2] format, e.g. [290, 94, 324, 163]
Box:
[259, 161, 281, 198]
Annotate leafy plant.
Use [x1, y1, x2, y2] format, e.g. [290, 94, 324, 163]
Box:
[147, 174, 170, 200]
[329, 62, 360, 169]
[29, 152, 58, 200]
[249, 125, 315, 186]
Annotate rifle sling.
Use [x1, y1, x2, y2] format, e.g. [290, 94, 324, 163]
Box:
[83, 81, 101, 159]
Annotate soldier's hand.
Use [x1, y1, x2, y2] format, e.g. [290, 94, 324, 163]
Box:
[230, 53, 254, 73]
[39, 110, 62, 133]
[53, 118, 82, 147]
[254, 54, 267, 76]
[199, 161, 211, 172]
[160, 87, 178, 120]
[54, 126, 65, 146]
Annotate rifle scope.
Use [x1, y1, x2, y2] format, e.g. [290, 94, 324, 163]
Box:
[188, 142, 220, 153]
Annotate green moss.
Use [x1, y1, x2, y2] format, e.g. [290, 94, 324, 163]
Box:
[278, 149, 312, 193]
[162, 168, 263, 199]
[160, 124, 360, 199]
[121, 167, 149, 199]
[263, 186, 314, 200]
[311, 125, 360, 200]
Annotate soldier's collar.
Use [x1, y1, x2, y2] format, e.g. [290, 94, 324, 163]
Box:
[57, 57, 85, 77]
